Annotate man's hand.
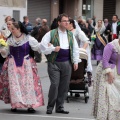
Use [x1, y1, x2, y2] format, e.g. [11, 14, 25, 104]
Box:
[55, 46, 60, 52]
[74, 64, 78, 71]
[107, 72, 114, 84]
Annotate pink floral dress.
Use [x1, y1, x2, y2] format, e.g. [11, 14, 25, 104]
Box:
[0, 34, 44, 108]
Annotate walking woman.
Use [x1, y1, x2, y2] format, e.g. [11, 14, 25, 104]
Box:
[92, 36, 120, 119]
[91, 20, 107, 65]
[0, 21, 47, 113]
[67, 18, 92, 86]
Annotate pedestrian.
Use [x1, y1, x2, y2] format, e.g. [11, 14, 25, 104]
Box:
[35, 25, 50, 62]
[86, 18, 94, 39]
[92, 15, 96, 27]
[92, 32, 120, 120]
[1, 16, 11, 30]
[78, 18, 89, 36]
[31, 17, 41, 38]
[31, 17, 42, 62]
[91, 20, 107, 65]
[40, 13, 81, 114]
[1, 16, 11, 39]
[111, 15, 118, 40]
[104, 18, 112, 43]
[41, 19, 49, 31]
[23, 16, 33, 33]
[0, 21, 47, 113]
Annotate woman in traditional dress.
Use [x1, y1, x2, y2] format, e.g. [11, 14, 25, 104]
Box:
[67, 18, 92, 86]
[0, 21, 52, 113]
[91, 20, 107, 65]
[92, 36, 120, 119]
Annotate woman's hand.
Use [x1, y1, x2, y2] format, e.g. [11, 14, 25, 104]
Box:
[107, 72, 114, 84]
[74, 64, 78, 71]
[0, 48, 6, 55]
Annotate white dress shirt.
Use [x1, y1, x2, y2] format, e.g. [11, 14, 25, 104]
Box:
[112, 22, 117, 34]
[40, 28, 81, 64]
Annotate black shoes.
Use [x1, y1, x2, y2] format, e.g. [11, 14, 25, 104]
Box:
[56, 110, 69, 114]
[46, 110, 52, 114]
[28, 108, 36, 113]
[11, 108, 17, 112]
[11, 108, 36, 113]
[46, 110, 69, 114]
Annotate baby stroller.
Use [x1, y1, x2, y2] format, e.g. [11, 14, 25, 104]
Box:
[66, 48, 89, 103]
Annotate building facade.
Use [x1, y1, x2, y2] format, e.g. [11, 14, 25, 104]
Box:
[0, 0, 119, 28]
[27, 0, 94, 26]
[27, 0, 120, 26]
[0, 0, 27, 28]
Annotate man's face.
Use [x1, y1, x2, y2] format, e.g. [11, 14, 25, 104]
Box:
[112, 16, 117, 22]
[58, 16, 70, 29]
[24, 18, 29, 23]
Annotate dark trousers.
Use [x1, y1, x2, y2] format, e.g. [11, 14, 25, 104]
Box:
[47, 61, 72, 111]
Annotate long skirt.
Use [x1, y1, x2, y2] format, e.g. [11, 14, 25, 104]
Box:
[92, 62, 120, 120]
[0, 57, 44, 108]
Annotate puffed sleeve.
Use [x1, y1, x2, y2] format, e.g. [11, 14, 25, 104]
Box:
[102, 43, 113, 74]
[73, 35, 81, 64]
[28, 34, 55, 55]
[77, 29, 89, 43]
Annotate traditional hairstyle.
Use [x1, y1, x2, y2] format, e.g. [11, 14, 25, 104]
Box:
[50, 18, 58, 30]
[69, 17, 76, 29]
[11, 18, 16, 22]
[12, 21, 28, 35]
[8, 21, 28, 38]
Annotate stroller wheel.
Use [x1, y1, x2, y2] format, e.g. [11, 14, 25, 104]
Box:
[85, 97, 88, 103]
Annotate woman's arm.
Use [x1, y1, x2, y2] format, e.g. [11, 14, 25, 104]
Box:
[77, 29, 89, 49]
[102, 43, 114, 84]
[29, 32, 56, 55]
[82, 42, 89, 49]
[102, 43, 113, 71]
[72, 35, 81, 64]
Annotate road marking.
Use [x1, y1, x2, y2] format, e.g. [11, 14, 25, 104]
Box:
[0, 113, 95, 120]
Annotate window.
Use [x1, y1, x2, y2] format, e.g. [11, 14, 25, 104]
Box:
[82, 0, 91, 19]
[13, 10, 20, 21]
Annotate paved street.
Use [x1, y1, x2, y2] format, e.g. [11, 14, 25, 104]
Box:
[0, 55, 97, 120]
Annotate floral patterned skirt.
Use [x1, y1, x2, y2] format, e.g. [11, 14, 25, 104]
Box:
[92, 62, 120, 120]
[0, 57, 44, 108]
